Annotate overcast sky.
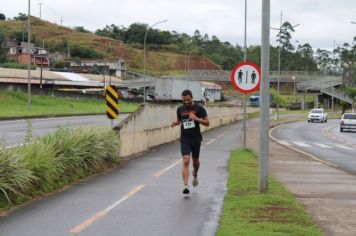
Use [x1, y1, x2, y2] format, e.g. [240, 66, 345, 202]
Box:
[3, 0, 356, 50]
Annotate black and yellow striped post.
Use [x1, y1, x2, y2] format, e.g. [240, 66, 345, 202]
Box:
[105, 85, 119, 119]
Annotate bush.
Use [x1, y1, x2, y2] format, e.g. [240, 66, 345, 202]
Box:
[0, 126, 120, 205]
[0, 147, 35, 202]
[70, 44, 104, 59]
[0, 62, 36, 70]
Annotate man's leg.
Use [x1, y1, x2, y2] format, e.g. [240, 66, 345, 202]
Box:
[191, 142, 201, 187]
[182, 155, 190, 186]
[192, 158, 200, 176]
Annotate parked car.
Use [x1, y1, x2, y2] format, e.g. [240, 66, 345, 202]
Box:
[307, 108, 327, 123]
[340, 113, 356, 132]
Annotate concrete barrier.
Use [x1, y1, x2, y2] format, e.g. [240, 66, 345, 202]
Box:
[116, 104, 258, 158]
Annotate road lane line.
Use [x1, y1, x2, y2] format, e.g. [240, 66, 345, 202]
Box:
[314, 143, 333, 149]
[154, 159, 182, 177]
[217, 132, 226, 138]
[206, 138, 217, 145]
[292, 141, 311, 147]
[70, 185, 145, 234]
[334, 144, 353, 150]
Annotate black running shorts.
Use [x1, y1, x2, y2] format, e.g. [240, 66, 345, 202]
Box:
[180, 141, 201, 159]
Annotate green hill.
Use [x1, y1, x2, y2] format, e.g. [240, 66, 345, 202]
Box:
[0, 17, 220, 75]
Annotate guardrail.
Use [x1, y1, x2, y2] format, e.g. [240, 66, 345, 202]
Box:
[321, 87, 353, 104]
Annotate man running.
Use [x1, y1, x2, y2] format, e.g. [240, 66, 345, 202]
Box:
[171, 89, 210, 195]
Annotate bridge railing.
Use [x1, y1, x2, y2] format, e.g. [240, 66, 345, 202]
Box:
[321, 87, 353, 104]
[297, 77, 342, 90]
[187, 70, 325, 82]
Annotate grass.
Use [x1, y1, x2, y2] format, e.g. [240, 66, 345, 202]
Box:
[0, 92, 139, 118]
[0, 126, 120, 212]
[216, 149, 323, 236]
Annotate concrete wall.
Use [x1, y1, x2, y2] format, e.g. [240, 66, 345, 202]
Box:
[116, 104, 258, 158]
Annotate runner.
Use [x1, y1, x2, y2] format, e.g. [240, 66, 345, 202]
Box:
[171, 89, 210, 195]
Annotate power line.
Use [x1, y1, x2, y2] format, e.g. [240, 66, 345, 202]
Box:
[41, 3, 77, 27]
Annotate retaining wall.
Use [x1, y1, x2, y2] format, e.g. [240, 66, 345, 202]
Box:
[116, 104, 258, 157]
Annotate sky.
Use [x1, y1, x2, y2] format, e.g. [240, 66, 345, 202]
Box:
[2, 0, 356, 50]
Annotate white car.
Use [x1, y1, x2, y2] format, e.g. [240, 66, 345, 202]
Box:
[340, 113, 356, 132]
[307, 108, 327, 123]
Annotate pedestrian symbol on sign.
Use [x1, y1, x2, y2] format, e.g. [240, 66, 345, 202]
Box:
[231, 62, 261, 94]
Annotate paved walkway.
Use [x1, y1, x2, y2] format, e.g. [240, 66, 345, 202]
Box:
[247, 118, 356, 236]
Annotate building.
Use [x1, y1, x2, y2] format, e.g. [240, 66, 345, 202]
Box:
[8, 41, 49, 67]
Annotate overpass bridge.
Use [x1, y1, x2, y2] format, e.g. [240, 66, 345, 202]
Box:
[121, 70, 352, 108]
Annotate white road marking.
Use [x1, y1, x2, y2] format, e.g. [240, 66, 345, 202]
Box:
[273, 160, 322, 165]
[70, 185, 145, 234]
[292, 141, 311, 147]
[206, 138, 217, 145]
[314, 143, 333, 149]
[334, 144, 354, 150]
[154, 159, 182, 177]
[217, 132, 226, 138]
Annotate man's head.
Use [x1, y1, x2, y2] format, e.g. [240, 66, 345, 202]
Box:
[181, 90, 193, 107]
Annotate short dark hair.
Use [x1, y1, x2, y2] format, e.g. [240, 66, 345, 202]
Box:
[181, 89, 193, 97]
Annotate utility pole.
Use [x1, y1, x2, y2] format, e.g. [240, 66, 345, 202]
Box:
[276, 11, 282, 121]
[242, 0, 247, 148]
[27, 0, 32, 110]
[60, 16, 63, 26]
[259, 0, 271, 193]
[38, 2, 42, 19]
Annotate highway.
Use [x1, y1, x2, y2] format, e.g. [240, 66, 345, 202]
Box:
[271, 119, 356, 174]
[0, 121, 242, 236]
[0, 115, 129, 147]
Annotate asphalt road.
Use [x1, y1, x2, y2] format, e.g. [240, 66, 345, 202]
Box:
[271, 119, 356, 174]
[0, 115, 129, 147]
[0, 122, 242, 236]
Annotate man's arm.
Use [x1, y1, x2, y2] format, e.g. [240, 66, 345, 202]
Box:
[189, 113, 210, 127]
[171, 120, 181, 127]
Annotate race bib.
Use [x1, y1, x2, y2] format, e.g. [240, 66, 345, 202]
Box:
[183, 119, 195, 129]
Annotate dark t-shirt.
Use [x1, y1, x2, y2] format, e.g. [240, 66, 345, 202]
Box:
[177, 103, 208, 143]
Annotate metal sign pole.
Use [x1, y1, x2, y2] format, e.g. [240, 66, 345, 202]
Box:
[259, 0, 271, 193]
[242, 0, 247, 148]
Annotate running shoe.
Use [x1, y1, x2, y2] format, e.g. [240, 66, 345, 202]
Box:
[182, 186, 190, 194]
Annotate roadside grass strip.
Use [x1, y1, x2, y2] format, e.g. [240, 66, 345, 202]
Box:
[0, 126, 120, 213]
[216, 149, 323, 236]
[0, 91, 139, 118]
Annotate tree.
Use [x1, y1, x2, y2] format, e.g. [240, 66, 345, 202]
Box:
[315, 49, 332, 73]
[0, 28, 7, 62]
[0, 13, 5, 20]
[344, 86, 356, 111]
[276, 21, 296, 52]
[74, 26, 90, 33]
[13, 13, 28, 21]
[125, 23, 148, 44]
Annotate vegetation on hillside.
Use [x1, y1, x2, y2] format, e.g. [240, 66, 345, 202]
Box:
[0, 13, 355, 83]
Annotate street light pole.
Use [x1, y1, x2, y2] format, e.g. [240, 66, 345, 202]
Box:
[27, 0, 32, 110]
[143, 19, 167, 105]
[260, 0, 271, 193]
[242, 0, 247, 148]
